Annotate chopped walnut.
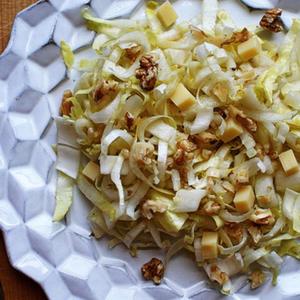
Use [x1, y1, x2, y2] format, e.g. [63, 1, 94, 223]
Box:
[177, 139, 197, 153]
[93, 80, 118, 102]
[125, 112, 134, 130]
[228, 105, 257, 132]
[247, 225, 262, 244]
[141, 200, 168, 219]
[133, 142, 154, 166]
[249, 270, 265, 289]
[125, 44, 142, 63]
[210, 265, 229, 285]
[178, 167, 189, 187]
[135, 55, 158, 91]
[250, 207, 275, 225]
[236, 115, 257, 132]
[173, 146, 194, 166]
[225, 224, 243, 244]
[260, 8, 284, 33]
[202, 200, 221, 215]
[173, 148, 185, 165]
[192, 132, 220, 148]
[141, 258, 164, 285]
[221, 28, 251, 47]
[60, 90, 73, 116]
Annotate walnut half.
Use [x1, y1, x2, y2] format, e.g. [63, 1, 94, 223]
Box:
[141, 258, 164, 285]
[135, 55, 158, 91]
[260, 8, 284, 33]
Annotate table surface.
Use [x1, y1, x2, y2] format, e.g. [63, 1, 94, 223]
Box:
[0, 0, 47, 299]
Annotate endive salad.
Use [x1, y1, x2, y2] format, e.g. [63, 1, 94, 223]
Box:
[55, 0, 300, 294]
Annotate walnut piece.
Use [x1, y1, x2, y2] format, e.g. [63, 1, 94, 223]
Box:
[225, 224, 243, 244]
[260, 8, 284, 33]
[192, 132, 220, 148]
[125, 44, 142, 63]
[228, 105, 257, 132]
[135, 55, 158, 91]
[93, 80, 118, 102]
[202, 200, 221, 216]
[178, 166, 189, 187]
[60, 90, 73, 116]
[173, 148, 194, 166]
[249, 270, 265, 289]
[141, 200, 168, 219]
[173, 148, 185, 165]
[125, 112, 134, 130]
[210, 265, 229, 285]
[221, 28, 251, 47]
[177, 139, 197, 153]
[141, 258, 164, 285]
[133, 142, 154, 166]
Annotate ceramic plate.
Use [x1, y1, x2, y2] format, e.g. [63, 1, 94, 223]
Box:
[1, 1, 300, 299]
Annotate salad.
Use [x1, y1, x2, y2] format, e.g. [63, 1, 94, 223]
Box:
[55, 0, 300, 294]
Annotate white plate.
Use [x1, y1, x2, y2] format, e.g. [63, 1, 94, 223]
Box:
[1, 1, 300, 299]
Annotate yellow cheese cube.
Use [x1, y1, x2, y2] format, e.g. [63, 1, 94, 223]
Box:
[82, 161, 100, 182]
[237, 37, 261, 61]
[156, 1, 178, 28]
[221, 118, 243, 143]
[170, 83, 196, 111]
[233, 185, 255, 213]
[279, 149, 299, 176]
[201, 231, 218, 260]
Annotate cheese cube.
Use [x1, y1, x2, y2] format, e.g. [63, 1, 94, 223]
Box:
[201, 231, 218, 260]
[233, 185, 255, 213]
[279, 149, 299, 176]
[237, 37, 261, 61]
[82, 161, 100, 182]
[170, 83, 196, 111]
[156, 1, 178, 28]
[221, 118, 243, 143]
